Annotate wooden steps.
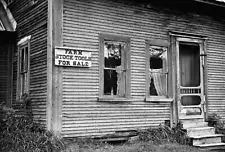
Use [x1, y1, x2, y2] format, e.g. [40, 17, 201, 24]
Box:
[195, 143, 225, 150]
[181, 118, 225, 150]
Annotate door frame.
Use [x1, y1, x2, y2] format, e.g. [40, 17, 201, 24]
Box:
[169, 32, 208, 126]
[176, 37, 205, 120]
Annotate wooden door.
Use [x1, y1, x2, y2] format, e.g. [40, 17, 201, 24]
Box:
[176, 38, 205, 120]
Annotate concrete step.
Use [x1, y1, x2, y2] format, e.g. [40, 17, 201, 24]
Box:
[187, 127, 215, 137]
[195, 143, 225, 150]
[180, 118, 204, 124]
[182, 121, 208, 129]
[180, 118, 208, 129]
[190, 134, 223, 146]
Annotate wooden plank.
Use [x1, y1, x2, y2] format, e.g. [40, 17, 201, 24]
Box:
[50, 0, 63, 135]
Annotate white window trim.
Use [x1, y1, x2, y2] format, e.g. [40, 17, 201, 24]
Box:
[18, 35, 31, 46]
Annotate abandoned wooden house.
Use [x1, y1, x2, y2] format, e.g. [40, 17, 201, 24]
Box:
[1, 0, 225, 149]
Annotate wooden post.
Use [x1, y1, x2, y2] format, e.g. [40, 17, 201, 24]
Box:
[51, 0, 63, 136]
[203, 40, 209, 121]
[47, 0, 53, 131]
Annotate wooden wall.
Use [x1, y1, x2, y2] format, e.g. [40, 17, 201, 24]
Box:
[61, 0, 225, 137]
[9, 0, 48, 125]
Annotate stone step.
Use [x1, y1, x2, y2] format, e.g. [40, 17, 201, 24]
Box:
[190, 134, 223, 146]
[195, 143, 225, 150]
[187, 127, 215, 137]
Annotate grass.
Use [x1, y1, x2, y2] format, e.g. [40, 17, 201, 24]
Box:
[62, 140, 211, 152]
[60, 124, 212, 152]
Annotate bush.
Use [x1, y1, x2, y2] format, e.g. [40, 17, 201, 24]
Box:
[208, 113, 221, 127]
[138, 124, 191, 145]
[0, 103, 65, 152]
[207, 113, 225, 142]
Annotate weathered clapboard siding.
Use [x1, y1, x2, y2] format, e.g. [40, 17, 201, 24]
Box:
[62, 0, 225, 137]
[9, 0, 48, 125]
[0, 43, 8, 102]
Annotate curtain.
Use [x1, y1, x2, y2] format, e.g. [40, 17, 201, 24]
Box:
[150, 69, 167, 96]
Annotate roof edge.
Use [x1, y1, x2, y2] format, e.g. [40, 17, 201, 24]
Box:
[194, 0, 225, 8]
[0, 0, 17, 31]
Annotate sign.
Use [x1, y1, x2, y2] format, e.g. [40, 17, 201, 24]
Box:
[55, 47, 92, 67]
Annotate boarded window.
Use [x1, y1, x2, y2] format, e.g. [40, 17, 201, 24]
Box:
[99, 34, 130, 99]
[149, 46, 168, 97]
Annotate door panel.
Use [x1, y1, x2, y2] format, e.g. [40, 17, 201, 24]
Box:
[176, 38, 205, 120]
[179, 43, 200, 87]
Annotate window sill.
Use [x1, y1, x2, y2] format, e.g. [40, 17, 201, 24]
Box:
[145, 97, 173, 103]
[98, 97, 132, 102]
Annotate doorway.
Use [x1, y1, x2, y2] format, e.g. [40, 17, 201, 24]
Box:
[0, 31, 16, 105]
[175, 37, 206, 122]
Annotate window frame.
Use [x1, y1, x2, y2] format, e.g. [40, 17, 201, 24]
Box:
[98, 34, 131, 101]
[16, 36, 31, 102]
[145, 39, 173, 102]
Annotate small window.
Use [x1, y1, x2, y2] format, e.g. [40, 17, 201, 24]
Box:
[99, 34, 131, 101]
[145, 40, 172, 102]
[17, 36, 31, 102]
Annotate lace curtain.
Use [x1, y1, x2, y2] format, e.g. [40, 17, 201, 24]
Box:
[150, 69, 167, 96]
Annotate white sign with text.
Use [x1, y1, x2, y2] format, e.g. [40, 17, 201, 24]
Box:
[55, 48, 92, 67]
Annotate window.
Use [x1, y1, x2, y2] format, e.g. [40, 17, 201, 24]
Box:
[145, 40, 172, 102]
[149, 45, 168, 96]
[99, 34, 131, 101]
[17, 36, 31, 102]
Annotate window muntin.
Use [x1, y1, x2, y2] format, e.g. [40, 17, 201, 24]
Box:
[148, 45, 168, 97]
[99, 35, 130, 99]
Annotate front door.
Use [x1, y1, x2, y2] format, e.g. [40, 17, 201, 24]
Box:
[176, 37, 206, 121]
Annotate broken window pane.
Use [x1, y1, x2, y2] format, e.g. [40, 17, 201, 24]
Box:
[104, 41, 125, 96]
[104, 69, 118, 95]
[149, 46, 167, 96]
[104, 41, 123, 67]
